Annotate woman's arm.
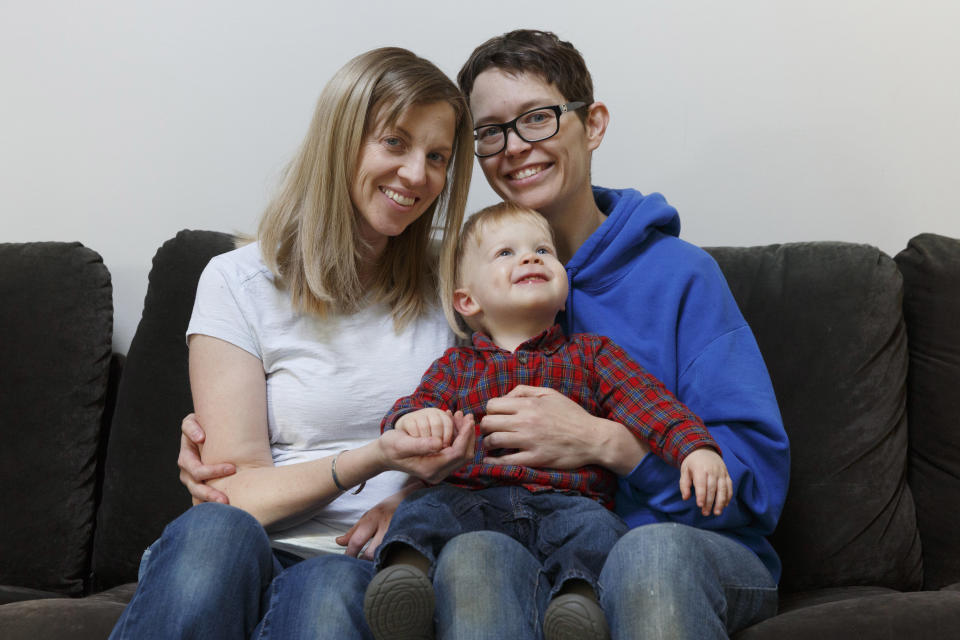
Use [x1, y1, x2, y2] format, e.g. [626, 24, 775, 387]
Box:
[189, 333, 362, 528]
[189, 333, 475, 528]
[478, 385, 650, 475]
[178, 413, 234, 505]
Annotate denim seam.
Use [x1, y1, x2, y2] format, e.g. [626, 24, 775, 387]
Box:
[110, 538, 162, 639]
[550, 568, 601, 599]
[531, 564, 547, 637]
[377, 534, 439, 578]
[253, 564, 287, 640]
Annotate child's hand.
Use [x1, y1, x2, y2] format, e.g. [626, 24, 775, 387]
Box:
[679, 448, 732, 516]
[395, 408, 455, 447]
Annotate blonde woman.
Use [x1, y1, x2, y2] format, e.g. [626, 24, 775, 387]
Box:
[109, 47, 475, 640]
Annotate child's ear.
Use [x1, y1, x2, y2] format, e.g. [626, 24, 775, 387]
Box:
[453, 288, 481, 319]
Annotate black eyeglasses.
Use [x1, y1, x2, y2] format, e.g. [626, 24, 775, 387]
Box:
[473, 102, 587, 158]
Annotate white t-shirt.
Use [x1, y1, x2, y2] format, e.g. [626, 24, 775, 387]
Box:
[186, 242, 454, 557]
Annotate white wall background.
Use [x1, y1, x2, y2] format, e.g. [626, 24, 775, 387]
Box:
[3, 1, 958, 353]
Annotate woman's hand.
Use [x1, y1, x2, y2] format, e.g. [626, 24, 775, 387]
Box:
[178, 413, 236, 505]
[378, 411, 476, 484]
[344, 412, 474, 557]
[336, 480, 425, 559]
[479, 385, 650, 475]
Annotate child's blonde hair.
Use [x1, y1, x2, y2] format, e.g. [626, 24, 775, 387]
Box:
[441, 201, 556, 336]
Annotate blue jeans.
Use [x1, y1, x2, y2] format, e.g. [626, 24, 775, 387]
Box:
[109, 503, 376, 640]
[431, 522, 778, 639]
[377, 485, 627, 598]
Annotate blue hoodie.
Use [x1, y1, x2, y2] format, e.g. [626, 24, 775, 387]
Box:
[562, 186, 790, 582]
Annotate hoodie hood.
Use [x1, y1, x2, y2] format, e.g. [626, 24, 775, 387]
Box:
[565, 187, 680, 293]
[562, 188, 683, 340]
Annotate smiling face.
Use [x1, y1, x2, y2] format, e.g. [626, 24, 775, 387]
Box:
[351, 101, 456, 256]
[454, 211, 568, 341]
[469, 69, 602, 224]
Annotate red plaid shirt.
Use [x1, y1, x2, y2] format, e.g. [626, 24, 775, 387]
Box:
[382, 324, 718, 508]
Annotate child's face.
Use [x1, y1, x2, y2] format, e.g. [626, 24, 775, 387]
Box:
[455, 215, 569, 329]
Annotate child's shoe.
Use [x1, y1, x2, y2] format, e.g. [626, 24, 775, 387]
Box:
[363, 563, 435, 640]
[543, 592, 611, 640]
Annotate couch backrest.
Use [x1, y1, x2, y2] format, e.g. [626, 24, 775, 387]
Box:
[707, 242, 922, 593]
[91, 230, 235, 590]
[896, 233, 960, 590]
[0, 242, 113, 598]
[85, 231, 955, 594]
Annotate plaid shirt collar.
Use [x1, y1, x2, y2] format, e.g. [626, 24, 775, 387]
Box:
[470, 323, 567, 355]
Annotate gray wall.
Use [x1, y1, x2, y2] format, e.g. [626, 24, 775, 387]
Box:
[3, 0, 958, 352]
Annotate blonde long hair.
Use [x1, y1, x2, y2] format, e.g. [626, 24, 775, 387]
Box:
[257, 47, 473, 330]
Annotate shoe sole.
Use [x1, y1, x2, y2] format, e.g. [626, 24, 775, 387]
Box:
[543, 593, 611, 640]
[363, 564, 435, 640]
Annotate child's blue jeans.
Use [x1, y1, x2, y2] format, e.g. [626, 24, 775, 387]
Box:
[375, 484, 627, 597]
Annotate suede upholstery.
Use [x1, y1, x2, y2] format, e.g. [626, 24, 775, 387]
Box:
[91, 230, 237, 590]
[0, 242, 113, 601]
[707, 243, 921, 593]
[1, 231, 958, 639]
[895, 233, 960, 590]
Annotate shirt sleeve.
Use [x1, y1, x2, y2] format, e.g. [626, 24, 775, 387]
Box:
[592, 337, 718, 467]
[380, 349, 462, 432]
[186, 255, 261, 360]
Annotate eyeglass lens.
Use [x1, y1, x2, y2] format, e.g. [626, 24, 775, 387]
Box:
[475, 107, 560, 156]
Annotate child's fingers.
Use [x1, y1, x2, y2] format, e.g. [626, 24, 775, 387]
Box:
[679, 467, 692, 500]
[694, 470, 707, 511]
[419, 415, 437, 439]
[714, 473, 733, 515]
[713, 476, 727, 515]
[428, 413, 446, 441]
[411, 417, 428, 439]
[441, 411, 454, 447]
[701, 472, 717, 516]
[396, 416, 416, 436]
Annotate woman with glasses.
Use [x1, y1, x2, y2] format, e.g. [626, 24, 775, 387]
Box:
[431, 30, 788, 640]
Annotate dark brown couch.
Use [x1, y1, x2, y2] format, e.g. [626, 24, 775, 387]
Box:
[2, 231, 958, 638]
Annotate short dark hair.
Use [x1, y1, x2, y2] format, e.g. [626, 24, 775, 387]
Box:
[457, 30, 594, 122]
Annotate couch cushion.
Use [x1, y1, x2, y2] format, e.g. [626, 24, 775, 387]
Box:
[91, 230, 235, 590]
[706, 242, 921, 592]
[733, 590, 960, 640]
[0, 583, 135, 640]
[896, 233, 960, 590]
[0, 242, 113, 597]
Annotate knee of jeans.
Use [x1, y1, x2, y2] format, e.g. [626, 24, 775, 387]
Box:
[148, 503, 272, 589]
[603, 524, 709, 589]
[434, 531, 536, 590]
[436, 531, 513, 570]
[168, 503, 264, 549]
[298, 555, 373, 594]
[273, 555, 373, 610]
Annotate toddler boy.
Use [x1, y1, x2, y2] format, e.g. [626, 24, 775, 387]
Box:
[363, 202, 730, 640]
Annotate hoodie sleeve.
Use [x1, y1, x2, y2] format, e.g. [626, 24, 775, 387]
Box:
[615, 254, 790, 538]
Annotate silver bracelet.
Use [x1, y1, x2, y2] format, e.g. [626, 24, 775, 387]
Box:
[331, 450, 365, 494]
